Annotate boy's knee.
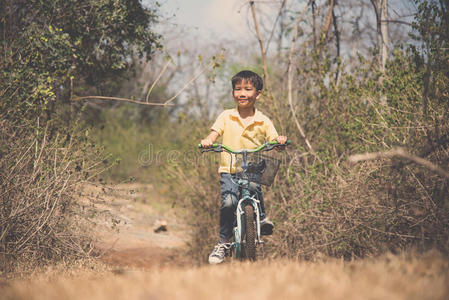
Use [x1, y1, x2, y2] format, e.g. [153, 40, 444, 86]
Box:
[221, 194, 236, 210]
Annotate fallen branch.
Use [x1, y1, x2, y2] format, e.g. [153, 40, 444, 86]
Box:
[71, 95, 175, 106]
[349, 147, 449, 179]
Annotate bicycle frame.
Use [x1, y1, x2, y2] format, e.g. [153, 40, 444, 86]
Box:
[231, 150, 262, 259]
[233, 178, 262, 259]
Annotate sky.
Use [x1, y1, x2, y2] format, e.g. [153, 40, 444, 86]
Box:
[158, 0, 250, 40]
[141, 0, 418, 113]
[141, 0, 262, 114]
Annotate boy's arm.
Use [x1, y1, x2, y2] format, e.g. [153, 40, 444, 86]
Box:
[265, 118, 287, 148]
[200, 130, 220, 148]
[201, 111, 225, 148]
[265, 118, 287, 144]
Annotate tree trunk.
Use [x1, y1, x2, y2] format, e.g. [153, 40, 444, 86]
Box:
[380, 0, 389, 72]
[371, 0, 389, 73]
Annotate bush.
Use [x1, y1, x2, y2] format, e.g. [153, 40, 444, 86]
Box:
[0, 0, 161, 274]
[0, 117, 105, 274]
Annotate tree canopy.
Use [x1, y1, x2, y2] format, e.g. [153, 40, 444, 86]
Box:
[0, 0, 161, 121]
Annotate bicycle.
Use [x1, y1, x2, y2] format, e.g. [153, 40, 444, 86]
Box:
[199, 140, 290, 261]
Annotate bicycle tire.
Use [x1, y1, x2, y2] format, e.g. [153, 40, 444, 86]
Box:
[243, 204, 256, 261]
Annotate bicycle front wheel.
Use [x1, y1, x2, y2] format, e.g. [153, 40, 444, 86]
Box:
[243, 204, 256, 261]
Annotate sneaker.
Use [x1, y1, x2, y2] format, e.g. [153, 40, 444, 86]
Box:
[208, 242, 231, 264]
[260, 217, 274, 235]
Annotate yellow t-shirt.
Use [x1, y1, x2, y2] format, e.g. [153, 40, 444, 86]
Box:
[211, 108, 279, 173]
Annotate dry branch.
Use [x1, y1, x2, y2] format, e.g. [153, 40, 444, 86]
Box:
[287, 1, 322, 162]
[250, 1, 271, 91]
[349, 147, 449, 179]
[146, 57, 172, 102]
[321, 0, 335, 41]
[164, 60, 215, 105]
[332, 6, 340, 83]
[71, 53, 222, 107]
[265, 0, 287, 54]
[71, 95, 174, 107]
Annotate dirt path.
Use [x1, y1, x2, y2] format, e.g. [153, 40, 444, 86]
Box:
[2, 183, 448, 300]
[78, 183, 190, 269]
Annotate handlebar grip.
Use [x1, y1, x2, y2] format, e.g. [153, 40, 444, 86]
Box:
[268, 140, 292, 145]
[198, 143, 219, 149]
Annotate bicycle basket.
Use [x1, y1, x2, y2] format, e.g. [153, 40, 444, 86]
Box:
[236, 153, 281, 186]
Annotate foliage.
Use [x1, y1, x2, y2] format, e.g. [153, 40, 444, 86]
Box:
[90, 105, 172, 182]
[0, 0, 161, 273]
[264, 0, 449, 259]
[0, 0, 161, 122]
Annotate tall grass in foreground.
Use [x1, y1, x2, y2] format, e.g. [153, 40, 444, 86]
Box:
[1, 251, 448, 300]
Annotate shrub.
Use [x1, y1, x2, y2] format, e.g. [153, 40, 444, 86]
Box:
[0, 117, 105, 274]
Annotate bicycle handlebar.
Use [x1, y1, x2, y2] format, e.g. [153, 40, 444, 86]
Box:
[198, 140, 291, 153]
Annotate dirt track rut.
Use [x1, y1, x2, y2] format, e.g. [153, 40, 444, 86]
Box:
[79, 183, 190, 269]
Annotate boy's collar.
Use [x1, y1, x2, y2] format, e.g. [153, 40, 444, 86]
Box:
[230, 108, 264, 122]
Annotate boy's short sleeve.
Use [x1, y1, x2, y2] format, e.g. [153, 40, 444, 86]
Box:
[265, 118, 279, 142]
[211, 111, 226, 136]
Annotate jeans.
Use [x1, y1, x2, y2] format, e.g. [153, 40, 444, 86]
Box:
[219, 173, 266, 243]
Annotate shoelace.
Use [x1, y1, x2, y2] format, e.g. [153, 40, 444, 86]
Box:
[212, 243, 230, 257]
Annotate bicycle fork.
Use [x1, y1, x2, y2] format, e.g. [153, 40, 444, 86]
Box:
[232, 194, 262, 258]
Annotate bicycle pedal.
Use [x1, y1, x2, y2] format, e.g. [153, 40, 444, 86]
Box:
[226, 244, 234, 257]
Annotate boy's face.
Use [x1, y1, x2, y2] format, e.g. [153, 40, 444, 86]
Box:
[232, 80, 261, 110]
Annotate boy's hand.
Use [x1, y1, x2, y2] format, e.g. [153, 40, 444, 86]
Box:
[200, 137, 214, 148]
[276, 136, 288, 144]
[276, 135, 288, 151]
[200, 131, 219, 148]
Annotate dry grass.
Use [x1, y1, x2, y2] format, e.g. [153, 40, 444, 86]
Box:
[266, 152, 449, 259]
[0, 118, 101, 274]
[1, 251, 448, 300]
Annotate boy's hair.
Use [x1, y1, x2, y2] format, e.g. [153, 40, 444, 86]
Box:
[231, 70, 263, 91]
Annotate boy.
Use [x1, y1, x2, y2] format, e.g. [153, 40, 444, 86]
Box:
[201, 70, 287, 264]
